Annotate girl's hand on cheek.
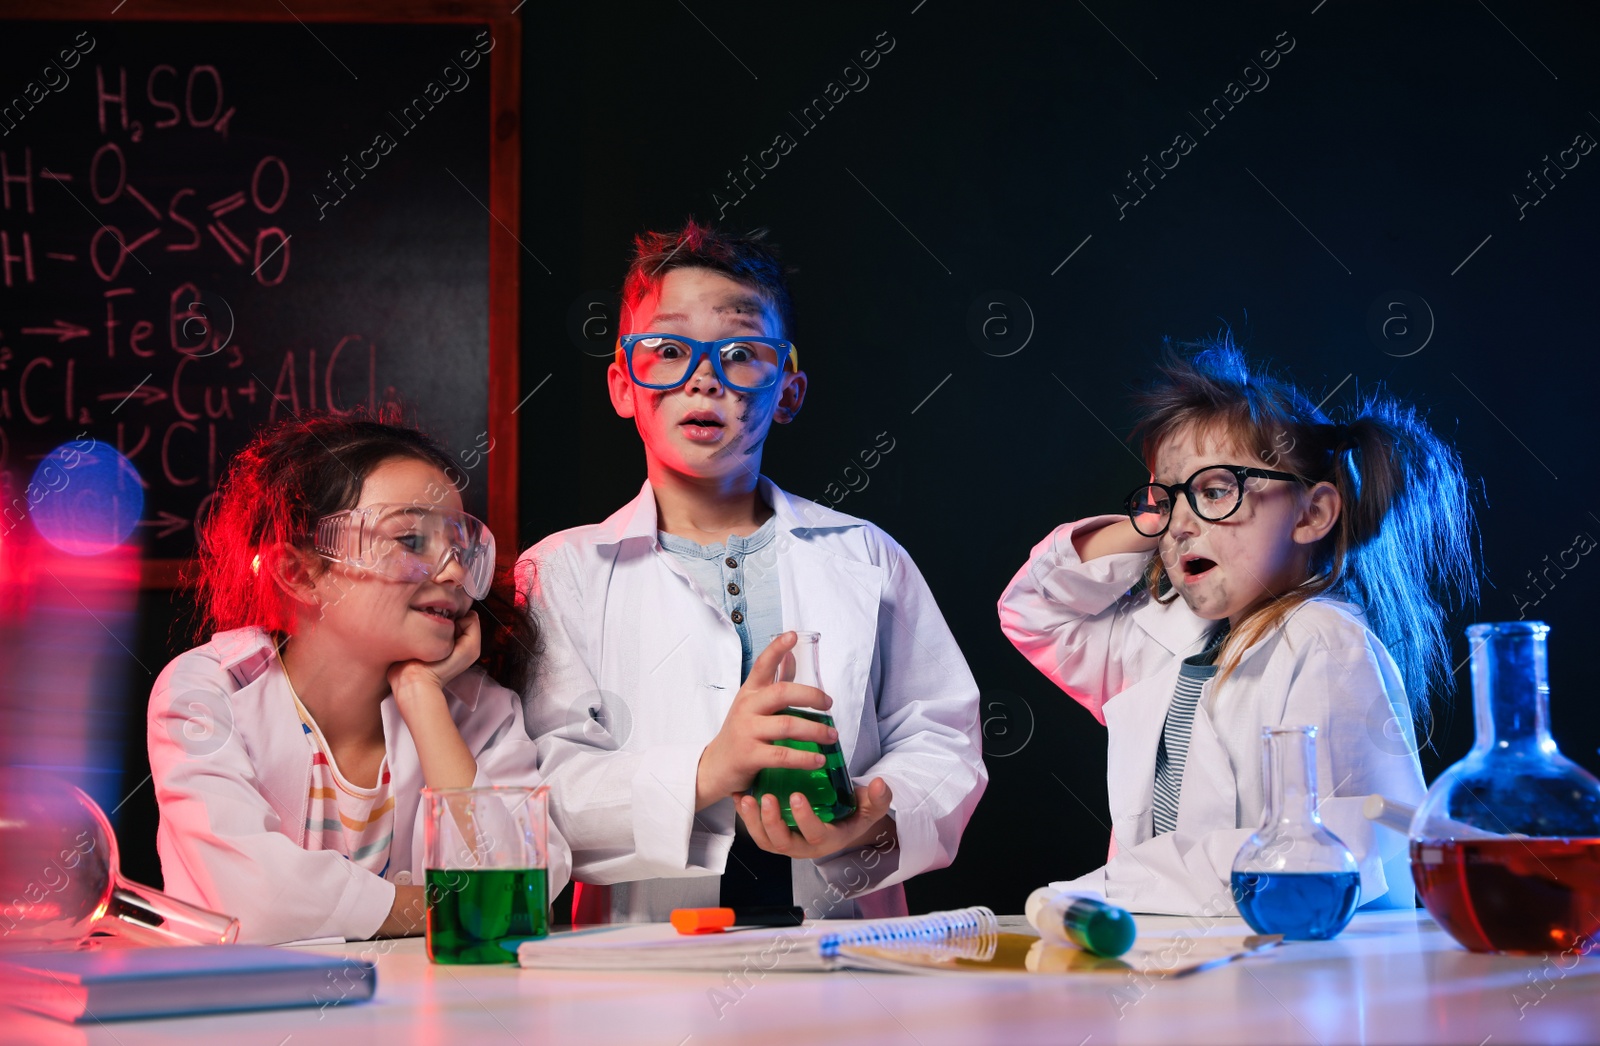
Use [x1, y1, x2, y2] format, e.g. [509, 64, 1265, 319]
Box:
[388, 610, 482, 701]
[388, 610, 482, 790]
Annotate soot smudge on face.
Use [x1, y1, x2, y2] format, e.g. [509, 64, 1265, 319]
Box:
[711, 397, 759, 461]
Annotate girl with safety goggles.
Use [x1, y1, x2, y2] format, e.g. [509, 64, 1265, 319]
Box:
[146, 413, 567, 945]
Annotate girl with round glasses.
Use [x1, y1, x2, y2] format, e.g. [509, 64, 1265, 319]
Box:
[998, 337, 1477, 916]
[147, 413, 568, 944]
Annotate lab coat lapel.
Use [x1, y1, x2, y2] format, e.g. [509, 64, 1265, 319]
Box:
[1130, 588, 1210, 657]
[639, 554, 744, 735]
[1188, 619, 1303, 831]
[600, 486, 745, 741]
[383, 699, 423, 870]
[230, 659, 313, 843]
[777, 537, 880, 769]
[1099, 664, 1182, 845]
[1179, 688, 1242, 832]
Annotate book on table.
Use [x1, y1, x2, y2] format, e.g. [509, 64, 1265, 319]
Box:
[0, 944, 376, 1023]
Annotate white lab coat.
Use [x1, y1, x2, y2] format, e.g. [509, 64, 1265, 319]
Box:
[147, 627, 571, 945]
[517, 478, 987, 922]
[997, 515, 1425, 916]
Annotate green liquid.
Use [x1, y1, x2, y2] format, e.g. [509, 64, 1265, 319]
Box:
[425, 867, 548, 964]
[751, 709, 858, 827]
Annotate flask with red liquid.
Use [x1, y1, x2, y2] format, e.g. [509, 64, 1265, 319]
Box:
[1410, 621, 1600, 953]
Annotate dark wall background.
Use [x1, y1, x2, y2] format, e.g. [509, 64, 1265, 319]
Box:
[511, 1, 1600, 916]
[110, 2, 1599, 917]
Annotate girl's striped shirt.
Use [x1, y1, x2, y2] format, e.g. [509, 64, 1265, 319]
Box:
[1151, 625, 1229, 837]
[289, 691, 396, 877]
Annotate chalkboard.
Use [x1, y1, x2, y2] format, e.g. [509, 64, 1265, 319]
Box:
[0, 2, 523, 584]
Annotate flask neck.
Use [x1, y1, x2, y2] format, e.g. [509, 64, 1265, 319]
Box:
[1262, 727, 1321, 829]
[1470, 626, 1556, 754]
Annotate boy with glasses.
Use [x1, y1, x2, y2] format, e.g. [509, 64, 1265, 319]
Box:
[518, 221, 985, 922]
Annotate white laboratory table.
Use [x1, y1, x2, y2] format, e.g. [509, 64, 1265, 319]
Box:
[5, 910, 1597, 1045]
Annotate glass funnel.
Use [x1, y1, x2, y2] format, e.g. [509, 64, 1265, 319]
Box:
[1231, 726, 1361, 940]
[1411, 621, 1600, 953]
[0, 769, 240, 949]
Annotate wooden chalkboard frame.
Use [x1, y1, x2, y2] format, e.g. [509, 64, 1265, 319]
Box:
[0, 0, 522, 587]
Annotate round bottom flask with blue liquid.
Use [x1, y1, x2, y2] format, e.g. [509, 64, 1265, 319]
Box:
[1230, 725, 1361, 940]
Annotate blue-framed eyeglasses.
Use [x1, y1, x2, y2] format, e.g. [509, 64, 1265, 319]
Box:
[618, 333, 799, 393]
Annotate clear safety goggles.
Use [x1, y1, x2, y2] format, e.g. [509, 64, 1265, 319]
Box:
[313, 503, 496, 600]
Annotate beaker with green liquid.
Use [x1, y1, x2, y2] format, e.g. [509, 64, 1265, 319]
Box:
[422, 785, 550, 964]
[751, 631, 857, 826]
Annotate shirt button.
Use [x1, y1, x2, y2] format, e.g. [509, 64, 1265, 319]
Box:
[731, 610, 745, 624]
[727, 582, 741, 596]
[725, 556, 738, 569]
[394, 871, 412, 885]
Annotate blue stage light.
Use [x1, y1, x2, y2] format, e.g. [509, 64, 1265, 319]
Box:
[28, 441, 145, 556]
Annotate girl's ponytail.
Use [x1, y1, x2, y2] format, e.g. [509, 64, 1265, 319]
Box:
[1326, 396, 1479, 728]
[1329, 416, 1394, 549]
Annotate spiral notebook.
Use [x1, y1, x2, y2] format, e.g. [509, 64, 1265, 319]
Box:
[518, 907, 1000, 973]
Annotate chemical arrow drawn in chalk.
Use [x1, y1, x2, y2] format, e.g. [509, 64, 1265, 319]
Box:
[136, 511, 191, 538]
[21, 320, 91, 343]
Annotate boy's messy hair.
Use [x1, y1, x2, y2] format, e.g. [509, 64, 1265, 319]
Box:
[188, 411, 538, 692]
[620, 219, 795, 339]
[1132, 333, 1479, 731]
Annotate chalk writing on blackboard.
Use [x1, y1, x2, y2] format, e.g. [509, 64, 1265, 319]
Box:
[1, 19, 496, 567]
[2, 52, 372, 553]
